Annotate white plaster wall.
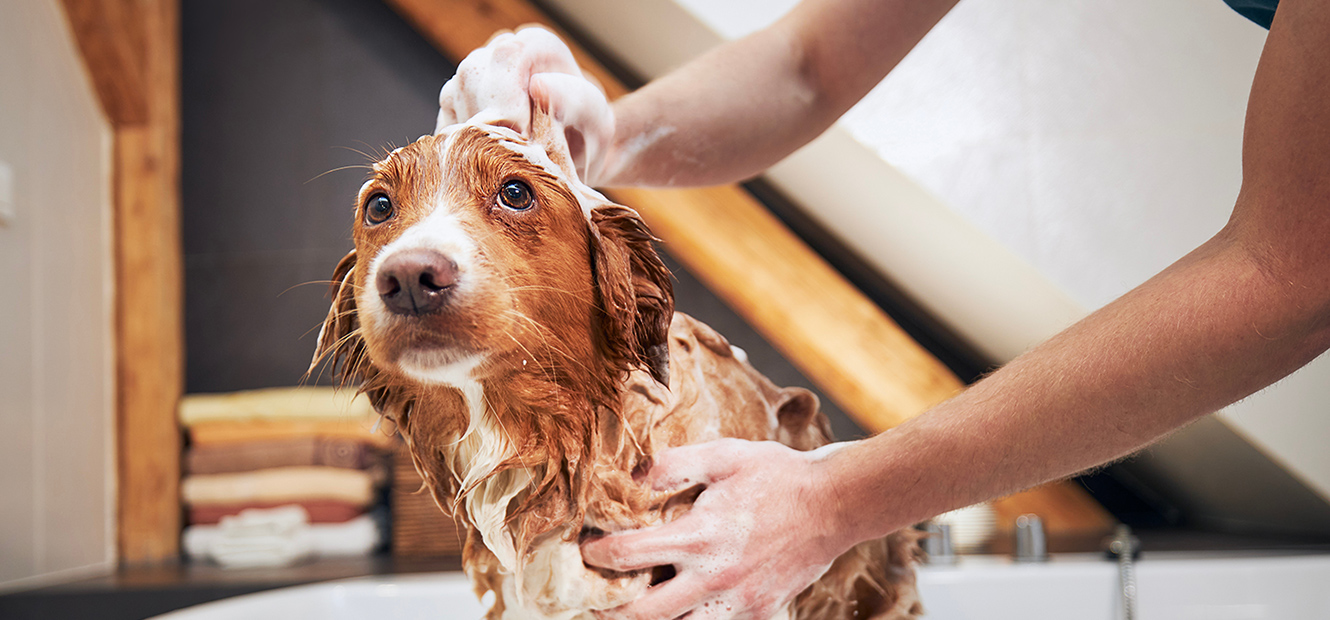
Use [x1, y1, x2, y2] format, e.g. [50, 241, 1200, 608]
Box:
[546, 0, 1330, 503]
[0, 0, 117, 591]
[832, 0, 1263, 311]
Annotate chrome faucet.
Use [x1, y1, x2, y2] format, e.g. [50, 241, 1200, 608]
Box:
[1013, 514, 1048, 562]
[923, 522, 957, 565]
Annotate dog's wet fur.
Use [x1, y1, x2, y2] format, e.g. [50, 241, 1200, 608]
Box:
[312, 115, 923, 618]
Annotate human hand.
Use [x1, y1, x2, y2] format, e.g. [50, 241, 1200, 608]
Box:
[436, 26, 615, 184]
[580, 439, 855, 619]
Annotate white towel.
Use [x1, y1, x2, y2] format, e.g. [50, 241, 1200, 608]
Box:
[183, 505, 382, 568]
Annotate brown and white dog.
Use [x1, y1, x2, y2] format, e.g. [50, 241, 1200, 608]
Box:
[311, 109, 922, 618]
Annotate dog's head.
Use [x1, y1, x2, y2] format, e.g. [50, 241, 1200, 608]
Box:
[312, 115, 672, 426]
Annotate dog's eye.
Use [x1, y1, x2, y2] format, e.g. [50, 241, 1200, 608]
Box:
[364, 194, 394, 225]
[498, 180, 534, 211]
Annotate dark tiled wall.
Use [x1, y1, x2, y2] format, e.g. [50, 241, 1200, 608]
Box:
[182, 0, 454, 391]
[181, 0, 864, 439]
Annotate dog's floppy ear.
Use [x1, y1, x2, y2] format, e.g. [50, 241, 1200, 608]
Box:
[310, 249, 362, 379]
[589, 204, 674, 385]
[528, 99, 674, 383]
[775, 387, 833, 451]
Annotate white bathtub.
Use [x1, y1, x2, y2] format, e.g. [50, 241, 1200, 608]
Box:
[919, 552, 1330, 619]
[152, 552, 1330, 619]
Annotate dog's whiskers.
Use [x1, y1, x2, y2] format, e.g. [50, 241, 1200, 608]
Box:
[306, 164, 374, 184]
[499, 285, 597, 304]
[500, 309, 599, 379]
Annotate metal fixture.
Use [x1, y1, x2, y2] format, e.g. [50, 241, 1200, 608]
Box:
[1104, 524, 1141, 620]
[923, 522, 956, 565]
[1013, 514, 1048, 562]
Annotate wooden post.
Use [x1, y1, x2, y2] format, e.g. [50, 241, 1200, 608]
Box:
[61, 0, 183, 564]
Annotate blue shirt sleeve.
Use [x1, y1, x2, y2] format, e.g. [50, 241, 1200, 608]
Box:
[1224, 0, 1278, 29]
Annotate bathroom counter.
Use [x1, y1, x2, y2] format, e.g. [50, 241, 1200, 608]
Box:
[0, 555, 459, 620]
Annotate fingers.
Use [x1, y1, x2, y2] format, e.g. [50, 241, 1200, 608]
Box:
[435, 25, 585, 135]
[581, 519, 704, 572]
[646, 438, 751, 492]
[509, 26, 580, 76]
[530, 72, 614, 179]
[431, 25, 621, 182]
[596, 572, 711, 620]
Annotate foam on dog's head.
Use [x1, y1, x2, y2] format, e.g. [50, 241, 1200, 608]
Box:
[435, 115, 612, 223]
[435, 28, 581, 137]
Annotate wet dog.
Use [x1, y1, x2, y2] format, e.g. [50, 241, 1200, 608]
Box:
[311, 109, 921, 618]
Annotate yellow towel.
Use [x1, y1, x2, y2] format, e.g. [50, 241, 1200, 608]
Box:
[182, 466, 375, 507]
[179, 387, 375, 426]
[188, 415, 396, 449]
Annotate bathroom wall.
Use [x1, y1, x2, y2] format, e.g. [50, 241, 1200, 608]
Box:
[181, 0, 456, 393]
[543, 0, 1330, 531]
[0, 0, 116, 590]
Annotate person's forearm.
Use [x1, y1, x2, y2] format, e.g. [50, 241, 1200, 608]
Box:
[811, 0, 1330, 548]
[597, 0, 959, 187]
[816, 222, 1330, 546]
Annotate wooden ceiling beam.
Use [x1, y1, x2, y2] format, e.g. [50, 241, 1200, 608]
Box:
[59, 0, 150, 126]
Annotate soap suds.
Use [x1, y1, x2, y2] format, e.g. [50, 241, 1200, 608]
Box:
[501, 528, 650, 619]
[434, 25, 615, 198]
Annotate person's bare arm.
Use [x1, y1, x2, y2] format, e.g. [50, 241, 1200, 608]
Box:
[583, 0, 1330, 616]
[596, 0, 960, 187]
[821, 0, 1330, 542]
[434, 0, 957, 187]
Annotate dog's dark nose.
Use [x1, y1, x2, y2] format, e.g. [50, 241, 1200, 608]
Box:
[376, 248, 458, 316]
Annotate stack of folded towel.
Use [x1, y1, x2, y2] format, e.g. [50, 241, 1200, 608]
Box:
[179, 387, 395, 567]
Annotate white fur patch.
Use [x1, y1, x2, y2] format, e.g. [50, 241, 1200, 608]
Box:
[398, 351, 486, 388]
[359, 180, 483, 366]
[413, 357, 533, 574]
[366, 200, 477, 293]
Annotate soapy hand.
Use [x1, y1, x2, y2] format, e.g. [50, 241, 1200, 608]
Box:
[436, 26, 615, 184]
[581, 439, 853, 620]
